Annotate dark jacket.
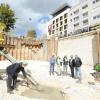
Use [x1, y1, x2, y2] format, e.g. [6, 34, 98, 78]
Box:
[69, 59, 75, 68]
[6, 63, 27, 78]
[63, 57, 68, 65]
[74, 57, 82, 67]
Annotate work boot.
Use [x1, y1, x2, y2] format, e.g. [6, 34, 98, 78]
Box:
[76, 79, 82, 84]
[8, 91, 14, 94]
[7, 88, 14, 94]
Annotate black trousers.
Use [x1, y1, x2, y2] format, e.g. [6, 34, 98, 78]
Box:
[7, 74, 17, 91]
[70, 66, 74, 78]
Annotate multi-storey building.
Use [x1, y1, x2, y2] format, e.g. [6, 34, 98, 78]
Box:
[47, 0, 100, 37]
[47, 4, 70, 37]
[68, 0, 100, 35]
[90, 0, 100, 26]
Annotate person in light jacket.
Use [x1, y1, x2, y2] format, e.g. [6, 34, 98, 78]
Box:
[49, 54, 56, 75]
[56, 56, 62, 75]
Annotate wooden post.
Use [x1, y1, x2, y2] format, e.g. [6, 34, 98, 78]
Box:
[23, 45, 26, 60]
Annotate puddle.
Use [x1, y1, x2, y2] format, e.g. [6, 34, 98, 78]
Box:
[21, 85, 65, 100]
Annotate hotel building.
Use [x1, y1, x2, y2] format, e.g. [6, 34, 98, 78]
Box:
[47, 0, 100, 37]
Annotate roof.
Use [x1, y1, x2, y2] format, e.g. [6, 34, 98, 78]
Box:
[51, 3, 71, 17]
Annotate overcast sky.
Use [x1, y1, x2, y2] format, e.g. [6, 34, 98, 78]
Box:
[0, 0, 80, 38]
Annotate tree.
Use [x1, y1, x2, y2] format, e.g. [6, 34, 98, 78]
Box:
[0, 3, 16, 32]
[27, 30, 37, 38]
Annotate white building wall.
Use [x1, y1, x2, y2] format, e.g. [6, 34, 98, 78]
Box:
[90, 0, 100, 26]
[68, 0, 90, 34]
[58, 35, 98, 65]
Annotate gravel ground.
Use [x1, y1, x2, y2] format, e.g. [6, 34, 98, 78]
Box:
[0, 61, 100, 100]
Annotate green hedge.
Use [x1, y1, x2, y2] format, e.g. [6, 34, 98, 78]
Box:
[94, 64, 100, 72]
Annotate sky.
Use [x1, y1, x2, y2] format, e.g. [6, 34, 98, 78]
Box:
[0, 0, 80, 38]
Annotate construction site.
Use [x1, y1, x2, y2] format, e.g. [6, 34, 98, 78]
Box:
[0, 0, 100, 99]
[0, 20, 100, 100]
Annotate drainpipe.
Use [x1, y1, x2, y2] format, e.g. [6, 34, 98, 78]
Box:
[97, 30, 100, 63]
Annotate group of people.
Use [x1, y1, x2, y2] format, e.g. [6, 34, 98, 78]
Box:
[50, 54, 82, 82]
[5, 54, 82, 94]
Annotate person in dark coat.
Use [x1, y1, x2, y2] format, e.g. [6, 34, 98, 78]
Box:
[74, 55, 82, 82]
[63, 56, 68, 75]
[6, 62, 28, 93]
[69, 55, 75, 78]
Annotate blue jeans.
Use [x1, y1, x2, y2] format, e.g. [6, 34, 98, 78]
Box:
[75, 67, 82, 81]
[63, 65, 68, 73]
[50, 64, 55, 75]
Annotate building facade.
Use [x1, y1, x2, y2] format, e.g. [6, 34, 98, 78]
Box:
[47, 0, 100, 37]
[47, 4, 70, 38]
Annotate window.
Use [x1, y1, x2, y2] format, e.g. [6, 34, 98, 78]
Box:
[70, 13, 72, 16]
[53, 25, 55, 29]
[74, 16, 79, 21]
[74, 23, 79, 27]
[64, 30, 67, 36]
[70, 19, 72, 22]
[82, 4, 88, 9]
[60, 21, 63, 26]
[83, 19, 88, 25]
[56, 24, 58, 27]
[93, 0, 100, 4]
[96, 0, 100, 2]
[74, 9, 79, 15]
[56, 18, 59, 22]
[93, 16, 96, 19]
[83, 12, 88, 18]
[60, 16, 63, 20]
[64, 25, 67, 29]
[53, 21, 55, 24]
[97, 15, 100, 18]
[93, 0, 95, 4]
[64, 30, 67, 34]
[64, 19, 67, 24]
[52, 30, 55, 34]
[93, 14, 100, 20]
[60, 27, 63, 31]
[64, 13, 67, 18]
[56, 28, 59, 32]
